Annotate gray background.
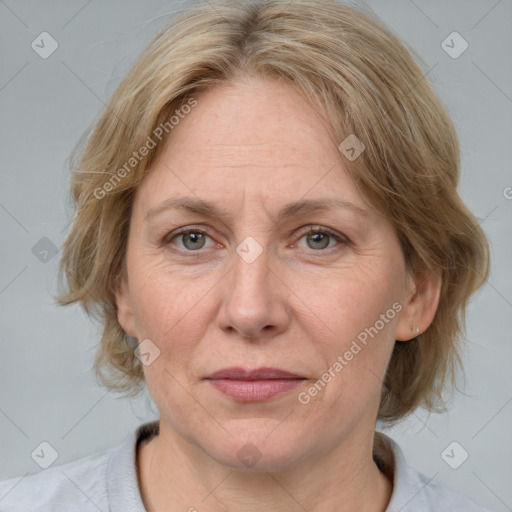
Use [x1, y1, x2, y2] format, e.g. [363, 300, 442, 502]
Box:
[0, 0, 511, 510]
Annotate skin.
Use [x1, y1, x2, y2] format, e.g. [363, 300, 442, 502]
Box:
[116, 73, 441, 512]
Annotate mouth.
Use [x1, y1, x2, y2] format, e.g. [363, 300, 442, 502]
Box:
[204, 367, 307, 402]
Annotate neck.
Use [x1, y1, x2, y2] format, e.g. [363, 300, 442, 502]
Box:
[138, 423, 393, 512]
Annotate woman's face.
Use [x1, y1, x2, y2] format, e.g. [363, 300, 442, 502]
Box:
[117, 74, 427, 471]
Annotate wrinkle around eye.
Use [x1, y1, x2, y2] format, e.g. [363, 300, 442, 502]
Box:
[161, 228, 219, 252]
[157, 225, 353, 262]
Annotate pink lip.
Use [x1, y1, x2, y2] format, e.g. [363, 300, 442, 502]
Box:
[205, 367, 306, 402]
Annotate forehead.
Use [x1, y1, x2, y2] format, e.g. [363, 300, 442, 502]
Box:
[136, 74, 368, 214]
[173, 74, 336, 150]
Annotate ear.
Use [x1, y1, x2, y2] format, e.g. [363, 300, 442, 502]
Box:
[395, 269, 441, 341]
[115, 272, 138, 339]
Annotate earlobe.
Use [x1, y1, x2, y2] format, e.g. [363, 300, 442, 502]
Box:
[115, 274, 138, 338]
[395, 269, 441, 341]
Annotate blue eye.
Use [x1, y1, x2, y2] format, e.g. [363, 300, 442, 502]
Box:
[298, 227, 345, 251]
[167, 229, 214, 251]
[163, 226, 347, 255]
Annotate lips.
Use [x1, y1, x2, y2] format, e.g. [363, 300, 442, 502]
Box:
[206, 367, 305, 380]
[205, 367, 306, 402]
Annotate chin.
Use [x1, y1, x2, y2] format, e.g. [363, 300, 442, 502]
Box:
[199, 426, 307, 472]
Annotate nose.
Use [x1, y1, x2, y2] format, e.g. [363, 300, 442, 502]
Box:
[217, 241, 291, 341]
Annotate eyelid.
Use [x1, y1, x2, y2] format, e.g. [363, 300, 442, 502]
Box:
[297, 225, 348, 240]
[162, 225, 216, 246]
[162, 224, 350, 252]
[293, 225, 350, 249]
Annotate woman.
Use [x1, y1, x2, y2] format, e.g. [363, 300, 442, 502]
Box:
[0, 0, 492, 510]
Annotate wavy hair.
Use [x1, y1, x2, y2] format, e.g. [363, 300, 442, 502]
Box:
[57, 0, 490, 423]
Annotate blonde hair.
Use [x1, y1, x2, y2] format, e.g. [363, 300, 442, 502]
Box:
[58, 0, 489, 423]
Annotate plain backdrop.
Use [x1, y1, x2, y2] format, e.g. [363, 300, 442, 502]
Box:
[0, 1, 511, 510]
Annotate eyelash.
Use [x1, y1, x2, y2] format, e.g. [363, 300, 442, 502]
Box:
[162, 225, 349, 256]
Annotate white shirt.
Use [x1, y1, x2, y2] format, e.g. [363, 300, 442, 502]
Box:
[0, 420, 491, 511]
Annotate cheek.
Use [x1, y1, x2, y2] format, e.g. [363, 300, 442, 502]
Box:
[304, 258, 404, 342]
[131, 267, 212, 422]
[128, 257, 209, 335]
[298, 260, 403, 398]
[127, 262, 218, 385]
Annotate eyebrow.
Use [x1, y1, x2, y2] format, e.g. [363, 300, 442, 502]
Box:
[144, 197, 368, 223]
